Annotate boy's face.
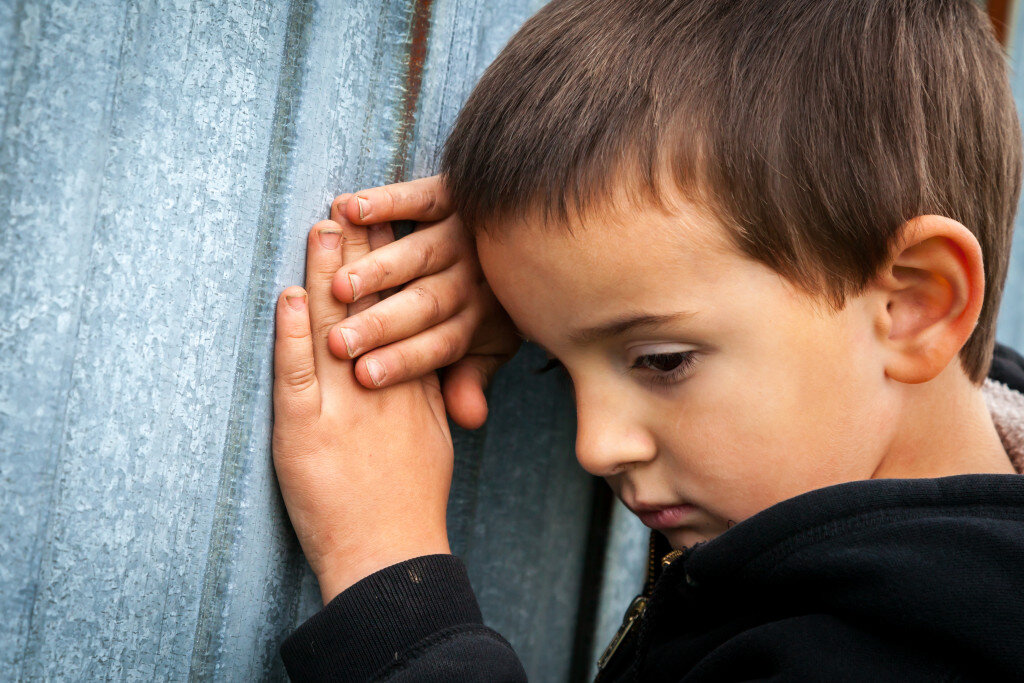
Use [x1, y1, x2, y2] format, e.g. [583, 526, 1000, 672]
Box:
[477, 193, 899, 549]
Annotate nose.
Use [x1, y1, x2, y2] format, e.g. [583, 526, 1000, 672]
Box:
[573, 384, 657, 477]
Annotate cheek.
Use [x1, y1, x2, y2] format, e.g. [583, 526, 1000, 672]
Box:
[734, 316, 889, 496]
[660, 322, 885, 521]
[656, 385, 781, 520]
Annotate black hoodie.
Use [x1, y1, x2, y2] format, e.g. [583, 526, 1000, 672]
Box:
[280, 343, 1024, 682]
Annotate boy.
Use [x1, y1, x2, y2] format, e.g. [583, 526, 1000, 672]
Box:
[271, 0, 1024, 680]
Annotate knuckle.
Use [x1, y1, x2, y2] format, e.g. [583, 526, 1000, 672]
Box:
[387, 347, 411, 378]
[343, 225, 370, 248]
[435, 329, 463, 364]
[411, 285, 443, 322]
[277, 363, 317, 393]
[363, 311, 391, 342]
[279, 327, 312, 343]
[420, 187, 438, 215]
[417, 239, 439, 272]
[381, 186, 397, 214]
[369, 257, 392, 288]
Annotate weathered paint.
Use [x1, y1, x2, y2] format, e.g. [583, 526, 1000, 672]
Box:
[390, 0, 434, 185]
[187, 1, 316, 678]
[991, 0, 1014, 46]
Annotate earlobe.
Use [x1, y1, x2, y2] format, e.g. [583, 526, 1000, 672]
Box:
[874, 215, 985, 384]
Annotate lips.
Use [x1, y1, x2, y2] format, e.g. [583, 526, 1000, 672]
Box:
[627, 502, 697, 530]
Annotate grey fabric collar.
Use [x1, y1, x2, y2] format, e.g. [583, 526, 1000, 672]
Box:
[982, 378, 1024, 474]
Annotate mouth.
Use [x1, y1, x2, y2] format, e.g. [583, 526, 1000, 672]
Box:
[626, 501, 697, 530]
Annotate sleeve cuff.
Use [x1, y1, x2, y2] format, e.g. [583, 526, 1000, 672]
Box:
[280, 554, 484, 681]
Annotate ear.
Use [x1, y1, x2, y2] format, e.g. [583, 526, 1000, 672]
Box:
[870, 215, 985, 384]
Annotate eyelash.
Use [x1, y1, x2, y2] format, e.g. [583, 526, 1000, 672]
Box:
[533, 351, 698, 387]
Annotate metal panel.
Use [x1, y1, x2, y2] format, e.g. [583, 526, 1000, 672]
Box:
[15, 1, 1019, 680]
[0, 0, 591, 680]
[1001, 0, 1024, 350]
[2, 0, 295, 678]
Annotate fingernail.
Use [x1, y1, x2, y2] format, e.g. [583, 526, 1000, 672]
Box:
[365, 357, 386, 387]
[338, 327, 360, 357]
[318, 227, 342, 249]
[286, 293, 306, 311]
[356, 196, 370, 220]
[348, 272, 363, 301]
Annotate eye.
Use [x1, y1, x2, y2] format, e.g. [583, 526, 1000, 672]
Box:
[536, 351, 697, 387]
[631, 350, 697, 386]
[634, 352, 688, 372]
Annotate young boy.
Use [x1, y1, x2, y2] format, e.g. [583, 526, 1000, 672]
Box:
[271, 0, 1024, 680]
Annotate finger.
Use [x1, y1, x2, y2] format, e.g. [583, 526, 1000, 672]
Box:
[368, 222, 395, 250]
[441, 355, 508, 430]
[328, 264, 471, 360]
[331, 216, 465, 303]
[305, 219, 349, 375]
[367, 223, 401, 300]
[331, 195, 380, 316]
[273, 286, 321, 424]
[351, 307, 479, 389]
[339, 174, 452, 225]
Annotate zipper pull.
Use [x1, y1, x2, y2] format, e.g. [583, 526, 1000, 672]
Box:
[661, 549, 699, 587]
[597, 594, 649, 671]
[661, 549, 683, 568]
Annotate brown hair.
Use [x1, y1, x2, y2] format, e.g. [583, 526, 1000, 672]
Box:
[440, 0, 1022, 383]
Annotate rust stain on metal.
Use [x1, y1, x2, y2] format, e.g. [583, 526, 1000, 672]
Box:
[988, 0, 1011, 46]
[391, 0, 434, 184]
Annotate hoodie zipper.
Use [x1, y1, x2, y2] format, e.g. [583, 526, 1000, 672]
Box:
[596, 535, 684, 676]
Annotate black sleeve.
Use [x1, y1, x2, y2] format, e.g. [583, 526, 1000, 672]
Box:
[280, 554, 528, 682]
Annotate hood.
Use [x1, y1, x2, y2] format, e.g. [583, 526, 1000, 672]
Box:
[983, 342, 1024, 473]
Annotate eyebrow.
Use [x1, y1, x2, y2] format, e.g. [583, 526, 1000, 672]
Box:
[567, 311, 699, 346]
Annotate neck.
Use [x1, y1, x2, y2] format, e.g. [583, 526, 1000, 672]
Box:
[872, 362, 1015, 480]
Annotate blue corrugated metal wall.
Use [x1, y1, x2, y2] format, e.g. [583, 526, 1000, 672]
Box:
[1001, 2, 1024, 348]
[0, 1, 597, 680]
[2, 1, 1023, 680]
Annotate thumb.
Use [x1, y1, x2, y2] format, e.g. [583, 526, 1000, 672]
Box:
[441, 355, 507, 430]
[274, 286, 322, 426]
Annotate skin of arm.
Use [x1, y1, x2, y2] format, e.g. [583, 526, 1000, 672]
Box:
[273, 197, 456, 602]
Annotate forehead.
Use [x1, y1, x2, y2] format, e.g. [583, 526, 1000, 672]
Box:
[475, 195, 745, 338]
[478, 192, 738, 278]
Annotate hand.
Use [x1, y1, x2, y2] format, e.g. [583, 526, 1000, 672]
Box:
[326, 175, 521, 430]
[272, 206, 453, 605]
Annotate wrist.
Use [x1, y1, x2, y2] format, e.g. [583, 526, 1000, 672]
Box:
[316, 540, 452, 605]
